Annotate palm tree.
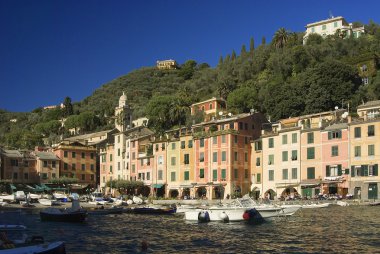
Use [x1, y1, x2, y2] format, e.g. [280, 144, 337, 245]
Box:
[273, 28, 289, 48]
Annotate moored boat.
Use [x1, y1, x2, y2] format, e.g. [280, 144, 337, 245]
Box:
[301, 203, 330, 209]
[131, 206, 176, 215]
[40, 200, 87, 223]
[88, 206, 124, 215]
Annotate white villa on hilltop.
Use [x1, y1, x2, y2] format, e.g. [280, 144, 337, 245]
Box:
[303, 16, 365, 44]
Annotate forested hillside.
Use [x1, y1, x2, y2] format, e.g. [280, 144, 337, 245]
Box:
[1, 21, 380, 149]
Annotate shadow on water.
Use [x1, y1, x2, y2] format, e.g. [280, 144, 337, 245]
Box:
[1, 205, 380, 253]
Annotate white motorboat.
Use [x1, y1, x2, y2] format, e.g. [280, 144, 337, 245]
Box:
[14, 191, 26, 202]
[302, 203, 330, 209]
[0, 193, 15, 202]
[132, 196, 143, 204]
[53, 192, 68, 201]
[38, 198, 60, 206]
[185, 207, 263, 222]
[235, 197, 302, 216]
[278, 204, 303, 216]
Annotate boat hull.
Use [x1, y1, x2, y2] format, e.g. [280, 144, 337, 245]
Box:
[132, 207, 176, 215]
[40, 210, 87, 223]
[0, 241, 66, 254]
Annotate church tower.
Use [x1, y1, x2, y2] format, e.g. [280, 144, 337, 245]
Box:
[115, 91, 132, 132]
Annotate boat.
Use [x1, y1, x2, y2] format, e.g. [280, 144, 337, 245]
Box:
[185, 207, 253, 222]
[336, 201, 349, 207]
[369, 201, 380, 206]
[53, 193, 68, 202]
[0, 223, 66, 253]
[38, 198, 61, 206]
[40, 200, 87, 223]
[301, 203, 330, 209]
[132, 196, 143, 204]
[0, 194, 14, 202]
[14, 191, 26, 202]
[87, 206, 124, 215]
[131, 206, 176, 215]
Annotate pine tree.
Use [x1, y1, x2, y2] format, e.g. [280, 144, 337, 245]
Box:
[240, 45, 247, 57]
[250, 37, 255, 52]
[231, 50, 236, 60]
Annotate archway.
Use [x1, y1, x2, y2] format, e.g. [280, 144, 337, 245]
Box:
[264, 189, 276, 200]
[169, 189, 179, 198]
[197, 187, 207, 198]
[213, 186, 224, 200]
[182, 188, 190, 199]
[280, 187, 299, 200]
[251, 187, 260, 200]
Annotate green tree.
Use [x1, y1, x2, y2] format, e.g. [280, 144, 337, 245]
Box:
[250, 37, 255, 52]
[273, 27, 289, 48]
[62, 97, 74, 117]
[179, 60, 197, 80]
[227, 86, 259, 113]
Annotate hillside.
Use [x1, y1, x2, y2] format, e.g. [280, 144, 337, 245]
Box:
[1, 21, 380, 149]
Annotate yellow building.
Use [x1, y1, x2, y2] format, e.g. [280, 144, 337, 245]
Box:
[349, 100, 380, 199]
[156, 59, 177, 70]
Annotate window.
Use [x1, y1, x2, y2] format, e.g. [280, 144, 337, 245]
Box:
[23, 160, 29, 167]
[161, 144, 165, 150]
[328, 130, 342, 140]
[268, 154, 274, 165]
[292, 133, 297, 143]
[209, 103, 213, 109]
[354, 127, 361, 138]
[322, 24, 326, 30]
[268, 138, 274, 148]
[72, 152, 76, 158]
[42, 173, 48, 180]
[199, 168, 204, 178]
[119, 161, 121, 170]
[132, 164, 135, 173]
[291, 168, 297, 179]
[91, 153, 94, 159]
[307, 133, 314, 144]
[171, 157, 176, 166]
[132, 152, 135, 160]
[282, 135, 288, 145]
[331, 146, 339, 157]
[234, 152, 238, 161]
[326, 165, 342, 177]
[64, 151, 68, 158]
[282, 151, 288, 162]
[221, 135, 226, 143]
[11, 159, 18, 166]
[184, 154, 189, 164]
[64, 163, 68, 170]
[244, 137, 248, 144]
[117, 135, 120, 143]
[110, 154, 113, 161]
[110, 165, 112, 172]
[221, 169, 226, 181]
[158, 170, 163, 180]
[244, 153, 248, 162]
[269, 170, 274, 181]
[147, 172, 150, 180]
[222, 151, 226, 161]
[91, 164, 94, 171]
[181, 141, 185, 149]
[82, 152, 85, 158]
[334, 21, 337, 27]
[184, 171, 189, 181]
[307, 167, 315, 179]
[171, 143, 176, 150]
[200, 152, 204, 162]
[311, 27, 315, 33]
[52, 161, 56, 168]
[82, 164, 86, 170]
[291, 150, 297, 161]
[43, 161, 48, 167]
[234, 169, 238, 179]
[155, 144, 159, 151]
[256, 157, 261, 166]
[234, 135, 238, 144]
[213, 169, 218, 181]
[282, 169, 288, 180]
[171, 172, 176, 181]
[307, 147, 315, 159]
[354, 146, 361, 157]
[200, 138, 204, 147]
[91, 175, 94, 181]
[256, 173, 261, 183]
[72, 164, 76, 170]
[118, 149, 120, 156]
[24, 173, 29, 180]
[158, 155, 163, 165]
[213, 136, 217, 145]
[81, 174, 85, 180]
[368, 145, 375, 156]
[368, 125, 375, 136]
[188, 140, 193, 148]
[245, 169, 248, 179]
[52, 173, 56, 178]
[213, 152, 218, 162]
[239, 122, 243, 130]
[229, 123, 234, 129]
[255, 141, 262, 151]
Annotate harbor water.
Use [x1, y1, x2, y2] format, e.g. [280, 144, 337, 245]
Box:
[1, 205, 380, 253]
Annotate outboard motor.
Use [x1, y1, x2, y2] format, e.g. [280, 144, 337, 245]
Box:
[219, 211, 229, 223]
[198, 210, 210, 223]
[243, 208, 264, 224]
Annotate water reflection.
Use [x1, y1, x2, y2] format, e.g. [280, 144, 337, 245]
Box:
[3, 205, 380, 253]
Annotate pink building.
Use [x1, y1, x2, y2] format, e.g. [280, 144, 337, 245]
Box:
[321, 123, 350, 197]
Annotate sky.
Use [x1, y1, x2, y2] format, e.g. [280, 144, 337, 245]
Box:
[1, 0, 379, 112]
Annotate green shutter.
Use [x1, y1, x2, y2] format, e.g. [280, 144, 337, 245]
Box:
[328, 132, 332, 140]
[221, 169, 226, 179]
[338, 165, 342, 176]
[345, 168, 349, 174]
[213, 170, 217, 180]
[374, 164, 378, 176]
[326, 166, 331, 177]
[351, 166, 355, 177]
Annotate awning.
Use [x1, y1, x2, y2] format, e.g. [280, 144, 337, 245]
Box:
[152, 184, 163, 188]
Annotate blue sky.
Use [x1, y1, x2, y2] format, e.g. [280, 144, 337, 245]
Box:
[1, 0, 379, 112]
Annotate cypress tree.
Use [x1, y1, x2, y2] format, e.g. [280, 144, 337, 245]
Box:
[250, 37, 255, 52]
[231, 50, 236, 60]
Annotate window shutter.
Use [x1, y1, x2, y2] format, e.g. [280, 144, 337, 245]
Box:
[326, 166, 331, 177]
[351, 166, 355, 177]
[345, 168, 349, 175]
[328, 132, 332, 140]
[338, 130, 342, 138]
[374, 164, 378, 176]
[338, 165, 342, 176]
[362, 165, 369, 176]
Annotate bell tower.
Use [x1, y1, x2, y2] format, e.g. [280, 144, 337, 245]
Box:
[115, 91, 132, 131]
